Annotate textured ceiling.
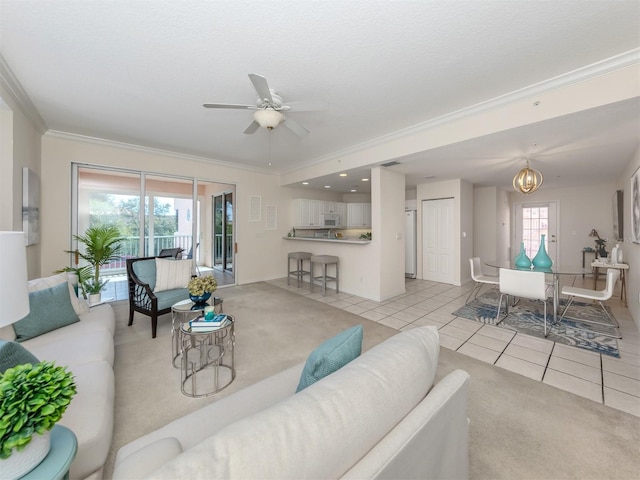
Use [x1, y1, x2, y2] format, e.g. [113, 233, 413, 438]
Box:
[1, 0, 639, 192]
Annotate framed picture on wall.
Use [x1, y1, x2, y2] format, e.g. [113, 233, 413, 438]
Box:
[22, 167, 40, 246]
[613, 190, 623, 241]
[632, 165, 640, 244]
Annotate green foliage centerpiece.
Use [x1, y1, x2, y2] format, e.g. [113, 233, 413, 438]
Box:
[0, 361, 76, 471]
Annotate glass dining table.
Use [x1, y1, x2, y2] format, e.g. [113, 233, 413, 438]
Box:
[484, 260, 591, 324]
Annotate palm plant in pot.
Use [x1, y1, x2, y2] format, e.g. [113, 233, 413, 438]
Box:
[66, 225, 122, 304]
[0, 361, 76, 478]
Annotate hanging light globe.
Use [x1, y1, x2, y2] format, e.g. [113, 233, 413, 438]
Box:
[513, 159, 543, 194]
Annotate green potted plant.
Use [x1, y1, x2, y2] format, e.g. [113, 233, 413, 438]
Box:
[0, 361, 77, 477]
[55, 265, 92, 299]
[66, 225, 122, 303]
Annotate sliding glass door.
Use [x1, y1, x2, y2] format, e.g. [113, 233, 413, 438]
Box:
[72, 165, 236, 294]
[213, 191, 234, 273]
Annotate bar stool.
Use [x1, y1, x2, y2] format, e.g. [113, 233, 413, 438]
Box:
[287, 252, 312, 287]
[310, 255, 339, 296]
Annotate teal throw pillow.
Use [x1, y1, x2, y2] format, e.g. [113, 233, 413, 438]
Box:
[13, 282, 81, 342]
[0, 340, 39, 374]
[296, 325, 363, 392]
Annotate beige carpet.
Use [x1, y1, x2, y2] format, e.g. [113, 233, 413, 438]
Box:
[105, 282, 640, 479]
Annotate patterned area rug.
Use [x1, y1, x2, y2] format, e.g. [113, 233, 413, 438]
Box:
[453, 291, 620, 357]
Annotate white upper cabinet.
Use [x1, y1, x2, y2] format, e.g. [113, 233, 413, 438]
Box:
[293, 199, 324, 227]
[347, 203, 372, 227]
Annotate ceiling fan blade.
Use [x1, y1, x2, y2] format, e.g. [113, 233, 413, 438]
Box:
[248, 74, 273, 104]
[243, 121, 260, 134]
[203, 103, 257, 110]
[283, 117, 309, 137]
[283, 100, 329, 112]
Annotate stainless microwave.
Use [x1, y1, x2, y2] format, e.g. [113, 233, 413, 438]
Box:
[321, 213, 341, 227]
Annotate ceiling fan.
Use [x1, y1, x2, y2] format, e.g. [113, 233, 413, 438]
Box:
[203, 74, 323, 137]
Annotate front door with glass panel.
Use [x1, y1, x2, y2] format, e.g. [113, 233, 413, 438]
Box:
[514, 202, 558, 265]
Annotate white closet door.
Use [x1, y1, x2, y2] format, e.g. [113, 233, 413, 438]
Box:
[422, 198, 454, 284]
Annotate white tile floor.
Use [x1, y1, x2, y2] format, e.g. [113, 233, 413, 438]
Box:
[269, 275, 640, 418]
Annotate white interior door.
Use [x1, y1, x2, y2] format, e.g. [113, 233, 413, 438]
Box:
[422, 198, 455, 283]
[514, 201, 558, 264]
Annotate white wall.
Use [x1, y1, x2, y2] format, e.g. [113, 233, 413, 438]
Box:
[473, 186, 512, 272]
[473, 186, 497, 263]
[40, 135, 291, 285]
[0, 86, 43, 279]
[416, 179, 472, 286]
[509, 182, 618, 267]
[374, 167, 406, 301]
[618, 146, 640, 328]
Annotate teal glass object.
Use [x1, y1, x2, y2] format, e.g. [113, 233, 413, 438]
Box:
[514, 242, 531, 268]
[532, 234, 553, 268]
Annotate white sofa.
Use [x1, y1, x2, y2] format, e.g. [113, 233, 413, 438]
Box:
[113, 326, 470, 480]
[0, 273, 116, 480]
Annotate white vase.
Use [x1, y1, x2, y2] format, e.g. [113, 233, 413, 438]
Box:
[1, 431, 51, 480]
[89, 293, 102, 305]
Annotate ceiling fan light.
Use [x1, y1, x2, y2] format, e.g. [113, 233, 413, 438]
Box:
[253, 109, 284, 129]
[512, 159, 543, 194]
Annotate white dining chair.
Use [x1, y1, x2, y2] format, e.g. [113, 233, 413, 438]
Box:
[466, 257, 499, 303]
[496, 268, 554, 336]
[560, 269, 620, 337]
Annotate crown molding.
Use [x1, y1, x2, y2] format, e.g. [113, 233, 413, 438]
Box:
[45, 130, 276, 175]
[284, 48, 640, 176]
[0, 54, 47, 134]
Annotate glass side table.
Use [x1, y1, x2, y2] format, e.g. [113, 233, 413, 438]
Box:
[179, 315, 235, 398]
[171, 296, 223, 368]
[21, 425, 77, 480]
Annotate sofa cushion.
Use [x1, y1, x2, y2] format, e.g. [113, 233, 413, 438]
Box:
[113, 437, 183, 480]
[133, 259, 157, 290]
[155, 288, 190, 311]
[13, 282, 80, 342]
[27, 330, 115, 368]
[59, 360, 115, 480]
[147, 326, 440, 480]
[0, 340, 39, 373]
[154, 259, 192, 293]
[21, 304, 116, 351]
[296, 325, 363, 392]
[28, 272, 90, 316]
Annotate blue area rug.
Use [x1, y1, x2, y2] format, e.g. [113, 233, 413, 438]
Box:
[453, 291, 620, 358]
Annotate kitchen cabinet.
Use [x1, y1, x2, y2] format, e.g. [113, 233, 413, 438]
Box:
[347, 203, 372, 227]
[293, 199, 322, 227]
[321, 201, 344, 216]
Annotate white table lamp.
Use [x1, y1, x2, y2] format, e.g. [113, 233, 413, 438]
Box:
[0, 231, 30, 328]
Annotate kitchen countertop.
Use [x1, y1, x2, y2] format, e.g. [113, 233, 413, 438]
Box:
[283, 236, 370, 245]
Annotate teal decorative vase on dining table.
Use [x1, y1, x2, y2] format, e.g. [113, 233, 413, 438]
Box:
[532, 234, 553, 268]
[514, 242, 531, 268]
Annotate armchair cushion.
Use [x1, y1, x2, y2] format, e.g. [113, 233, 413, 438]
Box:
[154, 259, 192, 293]
[14, 282, 80, 342]
[132, 258, 157, 291]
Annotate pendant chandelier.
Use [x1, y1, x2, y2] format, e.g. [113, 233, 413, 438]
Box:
[513, 158, 543, 194]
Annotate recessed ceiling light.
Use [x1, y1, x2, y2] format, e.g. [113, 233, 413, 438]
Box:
[361, 178, 369, 182]
[339, 173, 347, 177]
[302, 182, 309, 185]
[324, 185, 331, 189]
[350, 189, 357, 192]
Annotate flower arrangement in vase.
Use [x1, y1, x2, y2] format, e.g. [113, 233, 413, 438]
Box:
[188, 275, 218, 305]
